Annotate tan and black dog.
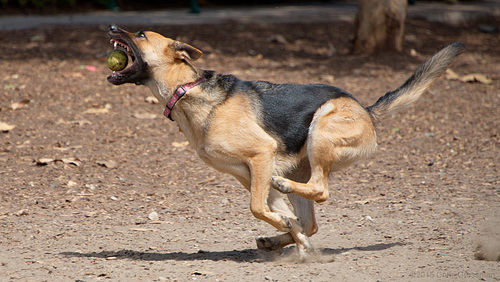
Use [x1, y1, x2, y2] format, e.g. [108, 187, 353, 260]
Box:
[107, 25, 464, 257]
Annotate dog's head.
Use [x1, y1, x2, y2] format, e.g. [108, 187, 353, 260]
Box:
[107, 25, 202, 86]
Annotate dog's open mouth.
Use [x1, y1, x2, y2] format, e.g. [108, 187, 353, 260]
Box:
[107, 25, 148, 85]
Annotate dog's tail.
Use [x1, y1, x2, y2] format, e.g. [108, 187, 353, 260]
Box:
[366, 42, 465, 122]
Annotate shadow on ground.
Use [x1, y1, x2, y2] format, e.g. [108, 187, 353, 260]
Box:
[60, 242, 406, 263]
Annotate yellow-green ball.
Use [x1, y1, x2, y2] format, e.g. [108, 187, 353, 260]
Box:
[107, 50, 128, 71]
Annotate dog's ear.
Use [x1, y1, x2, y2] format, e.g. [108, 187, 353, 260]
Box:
[172, 41, 202, 61]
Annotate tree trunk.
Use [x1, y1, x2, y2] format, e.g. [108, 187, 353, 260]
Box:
[351, 0, 408, 54]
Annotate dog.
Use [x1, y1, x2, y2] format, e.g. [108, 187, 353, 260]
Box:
[106, 25, 465, 257]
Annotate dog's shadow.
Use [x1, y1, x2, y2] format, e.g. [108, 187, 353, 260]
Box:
[60, 242, 405, 263]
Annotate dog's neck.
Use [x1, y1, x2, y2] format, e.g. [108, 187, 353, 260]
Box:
[144, 62, 200, 107]
[143, 63, 215, 143]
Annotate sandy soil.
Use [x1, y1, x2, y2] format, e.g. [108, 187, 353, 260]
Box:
[0, 18, 499, 281]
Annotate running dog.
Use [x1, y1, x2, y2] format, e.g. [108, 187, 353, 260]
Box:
[106, 25, 464, 257]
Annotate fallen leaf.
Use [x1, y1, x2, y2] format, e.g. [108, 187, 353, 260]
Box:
[445, 69, 492, 84]
[445, 69, 460, 80]
[54, 145, 83, 151]
[193, 271, 214, 276]
[460, 73, 492, 84]
[10, 99, 30, 110]
[133, 228, 156, 232]
[61, 158, 82, 167]
[14, 209, 29, 216]
[30, 33, 46, 42]
[70, 120, 91, 126]
[197, 176, 217, 185]
[149, 220, 164, 224]
[0, 121, 16, 132]
[62, 72, 83, 78]
[133, 112, 157, 119]
[455, 197, 474, 201]
[36, 158, 56, 165]
[84, 108, 109, 114]
[145, 96, 159, 104]
[172, 141, 189, 148]
[267, 34, 288, 44]
[365, 215, 375, 222]
[96, 160, 117, 169]
[36, 158, 81, 166]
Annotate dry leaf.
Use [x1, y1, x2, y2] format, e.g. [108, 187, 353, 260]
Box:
[145, 96, 159, 104]
[197, 176, 217, 185]
[62, 72, 84, 78]
[10, 99, 30, 110]
[192, 271, 214, 276]
[133, 228, 156, 232]
[36, 158, 56, 165]
[445, 69, 460, 81]
[0, 121, 16, 132]
[36, 158, 81, 166]
[149, 220, 164, 224]
[172, 141, 189, 148]
[30, 34, 45, 42]
[70, 120, 91, 126]
[133, 112, 157, 119]
[445, 69, 492, 84]
[460, 73, 492, 84]
[14, 209, 29, 216]
[96, 160, 117, 169]
[83, 108, 109, 114]
[54, 145, 83, 151]
[61, 158, 82, 166]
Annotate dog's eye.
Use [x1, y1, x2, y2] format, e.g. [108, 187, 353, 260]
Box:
[135, 31, 146, 38]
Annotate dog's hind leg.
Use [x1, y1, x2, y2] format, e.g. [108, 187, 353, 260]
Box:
[288, 194, 317, 237]
[271, 98, 377, 203]
[286, 162, 318, 237]
[286, 166, 317, 257]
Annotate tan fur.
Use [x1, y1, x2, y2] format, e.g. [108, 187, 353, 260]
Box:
[124, 30, 380, 257]
[271, 97, 377, 203]
[112, 28, 463, 259]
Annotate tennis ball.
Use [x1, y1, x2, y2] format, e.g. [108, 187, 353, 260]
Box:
[107, 49, 128, 71]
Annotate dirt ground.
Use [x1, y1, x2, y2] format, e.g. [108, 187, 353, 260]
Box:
[1, 16, 499, 281]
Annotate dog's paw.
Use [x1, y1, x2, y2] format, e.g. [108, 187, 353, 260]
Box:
[256, 236, 283, 252]
[271, 176, 292, 194]
[277, 213, 292, 232]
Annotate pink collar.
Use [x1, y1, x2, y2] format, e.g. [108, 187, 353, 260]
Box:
[164, 77, 207, 121]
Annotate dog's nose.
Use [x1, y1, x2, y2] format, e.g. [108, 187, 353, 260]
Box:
[109, 25, 119, 32]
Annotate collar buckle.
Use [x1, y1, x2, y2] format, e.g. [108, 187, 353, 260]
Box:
[164, 77, 206, 121]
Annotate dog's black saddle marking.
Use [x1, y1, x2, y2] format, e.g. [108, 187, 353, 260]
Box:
[216, 74, 355, 154]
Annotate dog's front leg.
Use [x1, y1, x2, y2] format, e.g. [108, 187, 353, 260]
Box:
[247, 148, 293, 233]
[257, 189, 315, 256]
[256, 164, 317, 256]
[256, 188, 297, 251]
